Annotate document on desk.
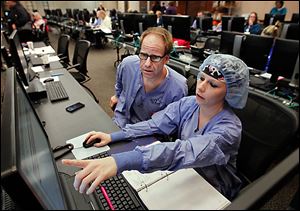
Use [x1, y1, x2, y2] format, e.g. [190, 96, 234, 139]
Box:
[32, 46, 56, 55]
[48, 55, 60, 63]
[66, 132, 110, 160]
[31, 65, 44, 73]
[122, 168, 231, 210]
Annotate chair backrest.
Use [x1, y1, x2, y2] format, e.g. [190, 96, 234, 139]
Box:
[203, 37, 220, 51]
[57, 34, 70, 63]
[72, 40, 91, 75]
[233, 90, 298, 183]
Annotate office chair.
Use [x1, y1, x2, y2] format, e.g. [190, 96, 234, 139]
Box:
[57, 34, 70, 65]
[66, 40, 99, 103]
[233, 89, 299, 186]
[187, 73, 197, 96]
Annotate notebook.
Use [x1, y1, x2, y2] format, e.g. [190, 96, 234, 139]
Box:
[122, 168, 231, 210]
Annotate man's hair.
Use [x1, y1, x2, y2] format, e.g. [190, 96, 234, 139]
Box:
[140, 27, 173, 55]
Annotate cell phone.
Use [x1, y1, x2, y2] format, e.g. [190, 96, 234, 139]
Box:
[66, 102, 85, 113]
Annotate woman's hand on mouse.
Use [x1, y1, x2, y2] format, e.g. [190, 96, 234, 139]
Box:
[85, 131, 112, 147]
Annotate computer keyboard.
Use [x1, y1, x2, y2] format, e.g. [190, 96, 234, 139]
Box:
[249, 75, 276, 92]
[86, 152, 145, 210]
[45, 81, 69, 102]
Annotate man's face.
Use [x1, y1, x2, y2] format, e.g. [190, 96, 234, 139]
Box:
[139, 34, 169, 80]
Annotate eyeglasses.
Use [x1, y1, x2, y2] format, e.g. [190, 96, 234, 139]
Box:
[138, 52, 166, 62]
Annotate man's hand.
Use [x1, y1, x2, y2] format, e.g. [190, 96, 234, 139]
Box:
[84, 131, 112, 147]
[12, 24, 16, 30]
[109, 95, 118, 111]
[62, 157, 117, 194]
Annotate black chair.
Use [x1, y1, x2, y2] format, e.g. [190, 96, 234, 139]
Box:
[66, 40, 99, 103]
[57, 34, 70, 65]
[233, 89, 299, 186]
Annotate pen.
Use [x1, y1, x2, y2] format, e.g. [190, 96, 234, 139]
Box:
[100, 186, 115, 210]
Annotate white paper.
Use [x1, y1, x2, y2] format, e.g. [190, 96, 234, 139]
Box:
[32, 46, 56, 55]
[138, 168, 231, 210]
[122, 170, 172, 192]
[39, 76, 59, 85]
[66, 132, 110, 160]
[48, 55, 60, 63]
[99, 26, 112, 34]
[260, 72, 272, 79]
[31, 66, 44, 73]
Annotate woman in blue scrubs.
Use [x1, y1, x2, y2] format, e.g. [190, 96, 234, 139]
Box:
[63, 54, 249, 200]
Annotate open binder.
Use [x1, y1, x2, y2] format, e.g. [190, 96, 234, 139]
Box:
[122, 168, 231, 210]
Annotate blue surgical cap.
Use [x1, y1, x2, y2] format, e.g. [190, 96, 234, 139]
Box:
[198, 54, 249, 109]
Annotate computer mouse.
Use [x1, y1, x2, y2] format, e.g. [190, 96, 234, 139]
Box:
[82, 138, 101, 148]
[43, 78, 54, 83]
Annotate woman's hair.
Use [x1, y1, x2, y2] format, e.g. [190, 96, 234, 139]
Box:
[247, 12, 258, 25]
[140, 27, 173, 55]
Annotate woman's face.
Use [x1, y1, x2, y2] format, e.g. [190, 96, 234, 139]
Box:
[249, 13, 257, 23]
[196, 72, 226, 108]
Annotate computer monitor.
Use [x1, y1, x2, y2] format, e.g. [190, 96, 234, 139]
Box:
[118, 13, 136, 34]
[290, 13, 299, 23]
[221, 16, 232, 31]
[219, 31, 243, 55]
[134, 13, 157, 35]
[222, 16, 245, 32]
[1, 67, 68, 209]
[239, 34, 274, 71]
[230, 17, 245, 33]
[196, 17, 213, 32]
[8, 30, 29, 86]
[285, 23, 299, 40]
[162, 15, 191, 41]
[263, 13, 285, 26]
[268, 38, 299, 83]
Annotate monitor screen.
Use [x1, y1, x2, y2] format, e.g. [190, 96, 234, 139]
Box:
[134, 13, 157, 35]
[268, 38, 299, 81]
[263, 13, 285, 26]
[221, 16, 232, 31]
[1, 67, 68, 209]
[162, 15, 191, 41]
[219, 31, 243, 55]
[239, 34, 274, 71]
[197, 17, 213, 31]
[118, 13, 136, 34]
[230, 17, 245, 33]
[8, 30, 29, 86]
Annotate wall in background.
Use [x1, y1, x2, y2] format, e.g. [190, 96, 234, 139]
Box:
[19, 1, 299, 22]
[234, 1, 299, 22]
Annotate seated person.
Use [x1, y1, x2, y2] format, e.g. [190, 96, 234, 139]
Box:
[191, 11, 204, 29]
[62, 54, 250, 200]
[156, 10, 163, 27]
[244, 12, 262, 35]
[32, 11, 45, 30]
[110, 27, 188, 128]
[270, 1, 287, 16]
[92, 10, 102, 27]
[97, 9, 112, 31]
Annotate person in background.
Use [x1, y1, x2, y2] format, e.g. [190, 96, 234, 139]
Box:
[62, 54, 250, 200]
[161, 2, 167, 14]
[109, 27, 188, 128]
[165, 1, 177, 15]
[191, 11, 204, 29]
[97, 2, 105, 11]
[270, 1, 287, 16]
[156, 10, 163, 27]
[92, 10, 102, 27]
[98, 9, 112, 30]
[244, 12, 262, 35]
[151, 1, 162, 14]
[32, 11, 45, 30]
[5, 1, 31, 33]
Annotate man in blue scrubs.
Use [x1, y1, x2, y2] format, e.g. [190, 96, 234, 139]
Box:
[110, 27, 188, 128]
[63, 54, 249, 200]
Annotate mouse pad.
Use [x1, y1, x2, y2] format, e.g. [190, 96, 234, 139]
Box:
[66, 132, 110, 160]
